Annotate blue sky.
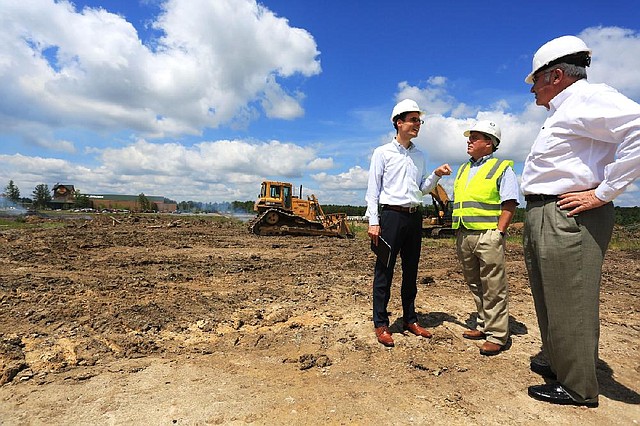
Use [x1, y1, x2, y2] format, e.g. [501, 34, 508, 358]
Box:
[1, 0, 639, 206]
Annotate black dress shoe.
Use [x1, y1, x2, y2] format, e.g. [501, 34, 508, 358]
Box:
[530, 360, 557, 380]
[528, 384, 598, 407]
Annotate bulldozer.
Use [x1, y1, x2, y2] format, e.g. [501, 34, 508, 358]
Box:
[248, 180, 354, 238]
[422, 183, 455, 237]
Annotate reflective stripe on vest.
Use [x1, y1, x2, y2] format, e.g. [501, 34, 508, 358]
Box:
[452, 158, 513, 230]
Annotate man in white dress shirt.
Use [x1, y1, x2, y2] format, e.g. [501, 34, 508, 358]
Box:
[365, 99, 451, 347]
[522, 35, 640, 407]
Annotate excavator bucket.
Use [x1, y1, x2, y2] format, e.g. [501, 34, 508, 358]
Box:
[422, 183, 455, 238]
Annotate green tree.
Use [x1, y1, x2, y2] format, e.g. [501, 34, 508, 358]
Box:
[4, 180, 20, 203]
[74, 190, 92, 209]
[231, 200, 254, 213]
[32, 184, 52, 209]
[138, 193, 152, 212]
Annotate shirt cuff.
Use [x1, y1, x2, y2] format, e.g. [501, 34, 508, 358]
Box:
[595, 182, 621, 203]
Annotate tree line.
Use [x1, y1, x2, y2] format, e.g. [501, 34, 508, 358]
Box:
[3, 180, 640, 225]
[1, 180, 104, 210]
[176, 200, 253, 213]
[180, 198, 640, 226]
[2, 180, 51, 209]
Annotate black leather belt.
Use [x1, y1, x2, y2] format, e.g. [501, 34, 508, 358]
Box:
[525, 194, 558, 202]
[383, 204, 420, 213]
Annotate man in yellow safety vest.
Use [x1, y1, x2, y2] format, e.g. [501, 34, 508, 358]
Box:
[452, 120, 520, 356]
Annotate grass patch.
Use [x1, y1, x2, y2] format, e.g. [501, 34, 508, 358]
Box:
[0, 216, 65, 230]
[171, 213, 245, 226]
[0, 216, 30, 229]
[609, 236, 640, 251]
[348, 222, 369, 239]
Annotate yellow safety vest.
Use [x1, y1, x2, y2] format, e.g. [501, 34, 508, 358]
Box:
[452, 158, 513, 230]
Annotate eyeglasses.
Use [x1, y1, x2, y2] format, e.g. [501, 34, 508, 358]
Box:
[532, 69, 552, 84]
[468, 134, 490, 142]
[404, 117, 424, 125]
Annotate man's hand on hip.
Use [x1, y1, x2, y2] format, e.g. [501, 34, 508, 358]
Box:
[557, 189, 606, 216]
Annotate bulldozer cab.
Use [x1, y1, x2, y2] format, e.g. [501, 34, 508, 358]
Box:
[256, 181, 293, 212]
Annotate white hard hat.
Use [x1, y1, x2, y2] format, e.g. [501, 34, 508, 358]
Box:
[525, 35, 591, 84]
[390, 99, 424, 123]
[464, 120, 501, 147]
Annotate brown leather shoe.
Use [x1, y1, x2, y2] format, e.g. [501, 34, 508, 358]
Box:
[462, 329, 486, 340]
[375, 326, 394, 347]
[480, 341, 504, 356]
[402, 322, 433, 338]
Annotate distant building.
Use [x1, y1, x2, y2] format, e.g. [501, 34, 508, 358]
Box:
[86, 194, 177, 212]
[49, 184, 77, 210]
[47, 183, 177, 212]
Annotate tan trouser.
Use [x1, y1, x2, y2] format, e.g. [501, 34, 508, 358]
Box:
[456, 228, 509, 345]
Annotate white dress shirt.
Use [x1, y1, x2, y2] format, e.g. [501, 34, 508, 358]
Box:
[521, 79, 640, 202]
[365, 138, 440, 226]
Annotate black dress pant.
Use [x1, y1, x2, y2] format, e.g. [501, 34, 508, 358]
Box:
[372, 209, 422, 327]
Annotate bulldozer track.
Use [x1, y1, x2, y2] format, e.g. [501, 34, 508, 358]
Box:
[249, 208, 352, 238]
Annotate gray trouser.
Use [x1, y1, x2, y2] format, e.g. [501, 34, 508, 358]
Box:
[523, 200, 614, 403]
[456, 228, 509, 345]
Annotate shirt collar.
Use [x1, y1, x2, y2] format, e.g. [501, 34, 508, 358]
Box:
[393, 137, 414, 151]
[469, 153, 494, 166]
[549, 78, 588, 112]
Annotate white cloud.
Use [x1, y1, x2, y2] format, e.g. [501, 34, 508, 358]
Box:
[307, 157, 334, 170]
[0, 0, 320, 139]
[580, 27, 640, 99]
[48, 139, 77, 154]
[407, 97, 545, 166]
[261, 76, 305, 119]
[0, 154, 93, 192]
[395, 79, 458, 116]
[311, 166, 369, 190]
[0, 138, 328, 202]
[100, 138, 320, 179]
[427, 76, 447, 86]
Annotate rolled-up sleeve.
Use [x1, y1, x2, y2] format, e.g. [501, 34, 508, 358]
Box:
[580, 89, 640, 202]
[420, 171, 440, 196]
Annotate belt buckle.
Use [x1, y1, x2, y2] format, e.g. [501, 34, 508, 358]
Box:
[408, 206, 417, 213]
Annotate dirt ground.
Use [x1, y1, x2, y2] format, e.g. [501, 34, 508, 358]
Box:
[0, 214, 638, 425]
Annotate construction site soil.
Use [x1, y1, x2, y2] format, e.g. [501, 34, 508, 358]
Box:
[0, 214, 638, 425]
